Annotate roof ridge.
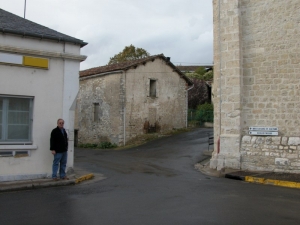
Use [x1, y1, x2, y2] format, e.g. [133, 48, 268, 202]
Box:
[80, 54, 193, 86]
[0, 8, 87, 47]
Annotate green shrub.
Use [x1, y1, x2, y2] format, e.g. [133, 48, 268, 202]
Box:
[98, 142, 117, 149]
[78, 142, 117, 149]
[195, 103, 214, 123]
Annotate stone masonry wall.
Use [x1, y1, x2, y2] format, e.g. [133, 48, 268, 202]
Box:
[212, 0, 300, 172]
[125, 58, 187, 142]
[76, 73, 124, 145]
[241, 0, 300, 135]
[240, 0, 300, 172]
[76, 58, 188, 146]
[211, 0, 243, 170]
[242, 136, 300, 173]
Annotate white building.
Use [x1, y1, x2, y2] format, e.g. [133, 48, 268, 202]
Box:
[0, 9, 87, 181]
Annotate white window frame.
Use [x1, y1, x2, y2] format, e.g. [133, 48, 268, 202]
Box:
[0, 145, 37, 157]
[0, 95, 33, 144]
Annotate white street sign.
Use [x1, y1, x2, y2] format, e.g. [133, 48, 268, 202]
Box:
[249, 131, 278, 136]
[249, 127, 278, 131]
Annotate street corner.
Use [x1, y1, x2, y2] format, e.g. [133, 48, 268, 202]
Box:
[195, 159, 222, 178]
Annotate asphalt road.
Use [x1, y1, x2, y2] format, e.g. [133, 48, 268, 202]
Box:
[1, 128, 300, 225]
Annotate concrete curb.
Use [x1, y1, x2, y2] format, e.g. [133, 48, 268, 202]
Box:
[75, 173, 94, 184]
[0, 173, 96, 193]
[245, 176, 300, 189]
[0, 180, 75, 192]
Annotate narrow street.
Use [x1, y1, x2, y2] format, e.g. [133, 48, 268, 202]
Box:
[1, 128, 300, 225]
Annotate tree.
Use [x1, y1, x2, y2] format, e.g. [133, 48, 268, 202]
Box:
[188, 78, 210, 109]
[108, 44, 150, 65]
[185, 66, 213, 81]
[186, 66, 214, 109]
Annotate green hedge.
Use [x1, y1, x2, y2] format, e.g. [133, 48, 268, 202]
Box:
[195, 103, 214, 123]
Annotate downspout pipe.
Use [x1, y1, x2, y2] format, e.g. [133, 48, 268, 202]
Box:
[123, 71, 126, 146]
[186, 84, 194, 127]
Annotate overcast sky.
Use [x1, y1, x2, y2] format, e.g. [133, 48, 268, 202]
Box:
[1, 0, 213, 70]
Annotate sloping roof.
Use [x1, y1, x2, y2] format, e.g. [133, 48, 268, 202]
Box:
[80, 54, 193, 85]
[177, 65, 213, 72]
[0, 9, 87, 47]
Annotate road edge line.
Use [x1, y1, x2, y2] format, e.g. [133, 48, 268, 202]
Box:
[245, 176, 300, 189]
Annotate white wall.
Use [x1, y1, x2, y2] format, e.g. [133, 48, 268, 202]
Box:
[0, 34, 83, 181]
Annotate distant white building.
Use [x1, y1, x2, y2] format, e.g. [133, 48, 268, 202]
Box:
[0, 9, 87, 181]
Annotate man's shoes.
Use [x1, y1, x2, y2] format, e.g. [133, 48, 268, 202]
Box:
[61, 177, 69, 180]
[52, 178, 60, 181]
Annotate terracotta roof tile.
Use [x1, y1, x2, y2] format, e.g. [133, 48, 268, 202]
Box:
[80, 54, 193, 86]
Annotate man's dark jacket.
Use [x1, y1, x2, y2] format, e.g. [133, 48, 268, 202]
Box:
[50, 127, 68, 153]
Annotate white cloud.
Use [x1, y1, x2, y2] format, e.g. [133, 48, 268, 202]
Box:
[0, 0, 213, 70]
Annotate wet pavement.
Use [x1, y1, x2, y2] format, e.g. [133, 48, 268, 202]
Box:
[1, 128, 300, 225]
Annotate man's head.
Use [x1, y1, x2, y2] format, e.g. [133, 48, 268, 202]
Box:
[57, 119, 64, 129]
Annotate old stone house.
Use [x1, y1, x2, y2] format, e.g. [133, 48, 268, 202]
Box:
[76, 54, 193, 146]
[211, 0, 300, 173]
[0, 9, 87, 181]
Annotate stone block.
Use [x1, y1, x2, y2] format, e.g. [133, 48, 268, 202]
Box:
[209, 158, 218, 169]
[275, 158, 289, 166]
[272, 137, 281, 145]
[224, 158, 241, 169]
[270, 152, 280, 157]
[288, 137, 300, 145]
[242, 135, 251, 144]
[287, 154, 298, 159]
[256, 137, 265, 144]
[291, 162, 300, 167]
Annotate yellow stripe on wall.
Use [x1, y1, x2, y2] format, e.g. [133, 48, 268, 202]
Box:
[23, 56, 49, 69]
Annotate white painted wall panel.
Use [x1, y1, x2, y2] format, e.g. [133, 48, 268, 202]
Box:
[0, 52, 22, 64]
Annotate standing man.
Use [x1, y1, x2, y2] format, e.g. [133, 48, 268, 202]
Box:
[50, 118, 69, 180]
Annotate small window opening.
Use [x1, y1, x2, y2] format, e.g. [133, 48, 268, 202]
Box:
[94, 103, 100, 122]
[0, 151, 13, 157]
[149, 79, 156, 97]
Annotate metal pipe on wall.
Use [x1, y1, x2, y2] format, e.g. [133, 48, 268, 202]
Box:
[186, 84, 194, 127]
[123, 71, 126, 146]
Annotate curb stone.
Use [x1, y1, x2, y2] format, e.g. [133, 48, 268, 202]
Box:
[245, 176, 300, 189]
[0, 173, 96, 193]
[75, 173, 94, 184]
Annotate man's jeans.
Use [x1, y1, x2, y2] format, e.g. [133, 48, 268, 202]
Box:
[52, 152, 68, 178]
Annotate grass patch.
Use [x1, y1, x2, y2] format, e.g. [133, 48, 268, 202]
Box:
[78, 141, 118, 149]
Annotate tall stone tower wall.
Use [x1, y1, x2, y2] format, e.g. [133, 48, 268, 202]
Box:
[211, 0, 300, 173]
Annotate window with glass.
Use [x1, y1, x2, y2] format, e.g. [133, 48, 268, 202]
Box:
[0, 96, 33, 143]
